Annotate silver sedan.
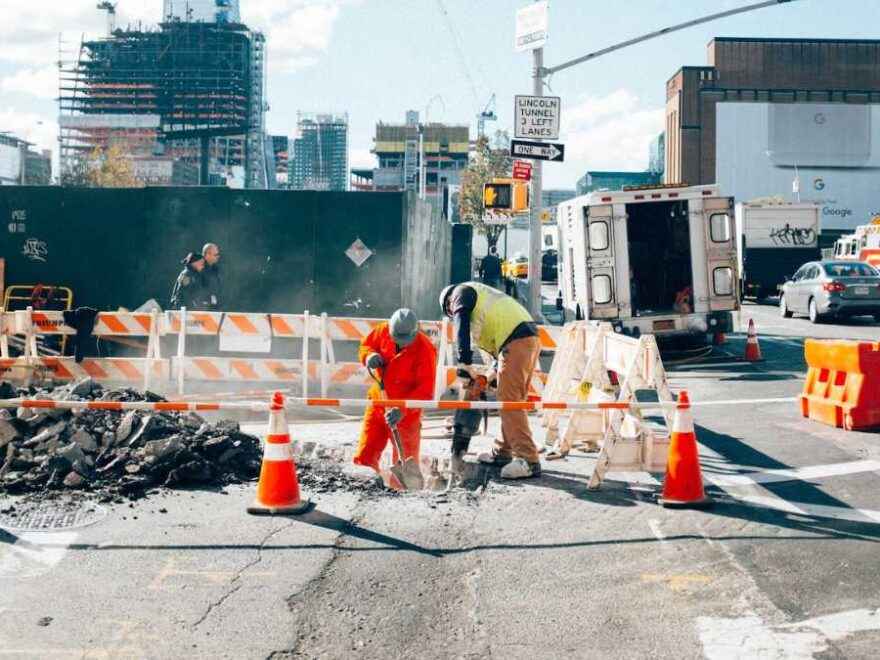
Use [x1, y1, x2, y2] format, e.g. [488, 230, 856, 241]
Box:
[779, 260, 880, 324]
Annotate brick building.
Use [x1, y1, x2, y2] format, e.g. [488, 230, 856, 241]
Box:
[665, 38, 880, 186]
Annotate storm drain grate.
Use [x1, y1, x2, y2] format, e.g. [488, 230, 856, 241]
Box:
[0, 503, 108, 532]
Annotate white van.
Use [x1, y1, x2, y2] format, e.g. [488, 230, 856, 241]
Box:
[557, 183, 739, 340]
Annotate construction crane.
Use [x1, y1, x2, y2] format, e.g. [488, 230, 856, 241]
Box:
[97, 2, 117, 36]
[477, 94, 497, 140]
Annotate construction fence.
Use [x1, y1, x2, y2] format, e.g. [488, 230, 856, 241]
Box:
[0, 307, 562, 400]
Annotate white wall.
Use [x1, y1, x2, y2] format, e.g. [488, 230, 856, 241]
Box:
[0, 143, 22, 183]
[716, 103, 880, 231]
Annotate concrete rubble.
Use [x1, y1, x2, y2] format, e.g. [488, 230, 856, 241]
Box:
[0, 379, 389, 502]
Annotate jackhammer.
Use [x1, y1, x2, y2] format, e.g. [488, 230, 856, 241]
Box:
[448, 366, 495, 487]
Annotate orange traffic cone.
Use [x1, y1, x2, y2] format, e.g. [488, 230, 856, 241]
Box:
[659, 390, 711, 509]
[247, 392, 310, 515]
[744, 318, 762, 362]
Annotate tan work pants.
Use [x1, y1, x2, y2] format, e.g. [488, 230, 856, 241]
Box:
[496, 335, 541, 463]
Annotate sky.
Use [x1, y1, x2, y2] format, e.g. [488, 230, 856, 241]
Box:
[1, 0, 878, 188]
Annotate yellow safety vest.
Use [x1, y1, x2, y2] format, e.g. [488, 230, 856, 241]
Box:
[466, 281, 533, 356]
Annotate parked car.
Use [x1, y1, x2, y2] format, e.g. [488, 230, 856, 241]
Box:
[541, 249, 558, 282]
[779, 260, 880, 323]
[503, 253, 529, 279]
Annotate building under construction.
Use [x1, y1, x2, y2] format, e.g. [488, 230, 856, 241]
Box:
[370, 111, 469, 195]
[59, 14, 268, 188]
[290, 114, 349, 191]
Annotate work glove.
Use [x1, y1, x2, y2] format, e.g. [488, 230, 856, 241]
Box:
[385, 407, 403, 427]
[366, 353, 385, 370]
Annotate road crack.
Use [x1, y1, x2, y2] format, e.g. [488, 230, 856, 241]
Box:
[192, 520, 295, 629]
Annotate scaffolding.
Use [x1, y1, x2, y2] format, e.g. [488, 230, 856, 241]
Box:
[58, 20, 268, 187]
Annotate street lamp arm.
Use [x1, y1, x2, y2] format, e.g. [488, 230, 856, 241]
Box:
[542, 0, 801, 76]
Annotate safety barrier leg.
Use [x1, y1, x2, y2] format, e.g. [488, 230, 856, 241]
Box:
[434, 318, 449, 400]
[320, 312, 329, 398]
[301, 309, 310, 400]
[0, 310, 7, 359]
[176, 307, 187, 395]
[143, 308, 160, 392]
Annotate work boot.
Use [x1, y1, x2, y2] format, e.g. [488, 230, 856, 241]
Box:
[477, 449, 513, 466]
[500, 458, 542, 479]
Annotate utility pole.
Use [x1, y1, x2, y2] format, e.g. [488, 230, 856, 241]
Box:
[523, 0, 802, 317]
[527, 47, 543, 318]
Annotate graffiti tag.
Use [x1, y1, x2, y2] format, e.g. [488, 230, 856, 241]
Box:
[769, 225, 816, 247]
[22, 238, 48, 262]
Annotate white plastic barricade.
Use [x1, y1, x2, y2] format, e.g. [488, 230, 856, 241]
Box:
[541, 321, 675, 490]
[0, 307, 557, 399]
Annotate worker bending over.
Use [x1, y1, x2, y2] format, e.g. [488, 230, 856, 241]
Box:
[353, 308, 437, 475]
[439, 282, 542, 479]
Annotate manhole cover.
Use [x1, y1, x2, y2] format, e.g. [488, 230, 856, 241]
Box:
[0, 503, 108, 532]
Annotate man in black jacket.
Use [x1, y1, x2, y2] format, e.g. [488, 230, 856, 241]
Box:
[170, 251, 209, 310]
[201, 243, 222, 310]
[478, 246, 502, 289]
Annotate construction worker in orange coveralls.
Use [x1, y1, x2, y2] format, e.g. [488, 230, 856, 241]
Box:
[353, 308, 438, 475]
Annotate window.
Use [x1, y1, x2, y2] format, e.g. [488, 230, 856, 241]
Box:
[543, 234, 553, 247]
[710, 213, 731, 242]
[592, 274, 613, 304]
[849, 242, 858, 256]
[589, 221, 609, 251]
[713, 267, 734, 296]
[823, 262, 879, 278]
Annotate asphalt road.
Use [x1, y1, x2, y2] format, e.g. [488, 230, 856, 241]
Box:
[3, 300, 880, 659]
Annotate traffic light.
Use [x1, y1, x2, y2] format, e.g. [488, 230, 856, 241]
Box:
[484, 182, 512, 210]
[483, 180, 529, 212]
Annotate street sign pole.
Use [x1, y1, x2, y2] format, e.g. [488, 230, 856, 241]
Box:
[528, 46, 543, 319]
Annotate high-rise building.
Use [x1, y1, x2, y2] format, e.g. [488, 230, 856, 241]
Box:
[665, 37, 880, 229]
[163, 0, 240, 24]
[290, 114, 349, 191]
[270, 135, 289, 187]
[371, 111, 469, 195]
[59, 12, 268, 188]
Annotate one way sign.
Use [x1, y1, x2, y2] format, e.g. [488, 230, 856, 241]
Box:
[510, 139, 565, 162]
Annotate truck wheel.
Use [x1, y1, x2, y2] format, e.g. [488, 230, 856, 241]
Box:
[808, 298, 823, 324]
[779, 295, 793, 318]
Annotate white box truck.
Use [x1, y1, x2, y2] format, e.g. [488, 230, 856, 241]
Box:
[557, 183, 739, 340]
[735, 202, 821, 300]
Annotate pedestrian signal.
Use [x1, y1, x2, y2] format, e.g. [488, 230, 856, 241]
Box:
[483, 180, 529, 212]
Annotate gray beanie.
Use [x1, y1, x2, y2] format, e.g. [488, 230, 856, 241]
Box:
[389, 308, 418, 346]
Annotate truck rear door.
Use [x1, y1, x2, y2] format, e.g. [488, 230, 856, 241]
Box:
[704, 197, 738, 311]
[585, 204, 619, 318]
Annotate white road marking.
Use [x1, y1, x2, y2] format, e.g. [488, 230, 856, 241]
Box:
[732, 493, 880, 525]
[706, 459, 880, 488]
[698, 608, 880, 659]
[0, 531, 77, 580]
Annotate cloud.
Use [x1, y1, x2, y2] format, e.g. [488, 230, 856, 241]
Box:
[244, 0, 353, 73]
[561, 89, 665, 175]
[0, 1, 156, 65]
[1, 66, 58, 99]
[349, 147, 375, 169]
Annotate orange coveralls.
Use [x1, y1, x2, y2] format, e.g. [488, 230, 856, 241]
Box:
[353, 322, 438, 471]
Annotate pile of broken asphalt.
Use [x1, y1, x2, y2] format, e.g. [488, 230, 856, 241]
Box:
[0, 379, 390, 503]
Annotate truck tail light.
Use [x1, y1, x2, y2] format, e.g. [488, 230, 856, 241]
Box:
[823, 281, 846, 293]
